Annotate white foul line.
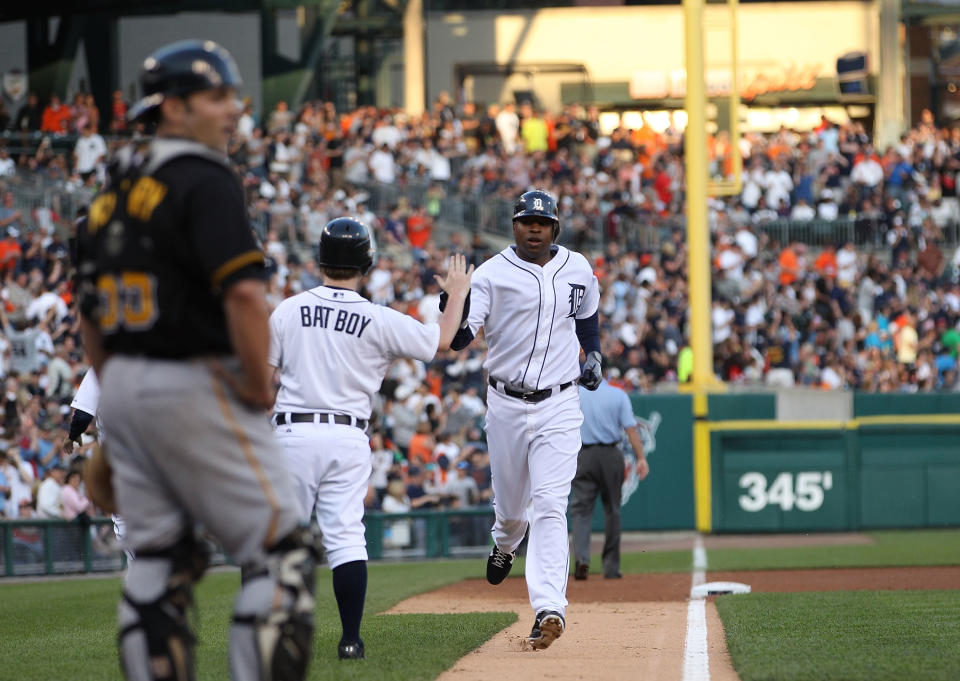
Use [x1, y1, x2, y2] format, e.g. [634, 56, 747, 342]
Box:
[692, 536, 708, 589]
[683, 534, 710, 681]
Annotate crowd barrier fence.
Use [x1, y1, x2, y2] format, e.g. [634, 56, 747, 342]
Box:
[0, 508, 498, 578]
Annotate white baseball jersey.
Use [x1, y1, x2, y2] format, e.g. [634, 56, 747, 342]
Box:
[71, 369, 108, 443]
[71, 369, 101, 416]
[269, 285, 441, 419]
[69, 368, 129, 558]
[472, 243, 598, 618]
[467, 245, 600, 391]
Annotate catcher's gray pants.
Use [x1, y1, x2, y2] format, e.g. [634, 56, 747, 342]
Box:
[569, 444, 624, 577]
[100, 356, 300, 560]
[102, 356, 306, 680]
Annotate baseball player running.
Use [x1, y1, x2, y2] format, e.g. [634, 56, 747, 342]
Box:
[269, 217, 472, 660]
[450, 189, 602, 650]
[76, 40, 318, 681]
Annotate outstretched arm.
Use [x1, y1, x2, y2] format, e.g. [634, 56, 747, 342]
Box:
[434, 254, 474, 352]
[450, 326, 476, 351]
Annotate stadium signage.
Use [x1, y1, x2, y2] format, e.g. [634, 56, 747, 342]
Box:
[738, 471, 834, 512]
[630, 63, 823, 101]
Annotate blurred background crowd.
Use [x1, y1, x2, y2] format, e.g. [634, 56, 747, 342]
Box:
[3, 89, 960, 523]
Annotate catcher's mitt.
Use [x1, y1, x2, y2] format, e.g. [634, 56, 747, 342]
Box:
[83, 444, 118, 515]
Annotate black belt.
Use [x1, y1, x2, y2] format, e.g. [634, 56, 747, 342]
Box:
[488, 377, 574, 404]
[273, 412, 368, 430]
[583, 442, 619, 448]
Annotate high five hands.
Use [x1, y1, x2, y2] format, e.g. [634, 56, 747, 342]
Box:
[435, 253, 474, 298]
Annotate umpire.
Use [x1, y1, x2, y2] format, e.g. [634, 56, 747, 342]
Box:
[76, 41, 317, 681]
[569, 378, 649, 580]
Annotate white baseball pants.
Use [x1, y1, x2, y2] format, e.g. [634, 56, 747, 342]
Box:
[485, 386, 583, 616]
[274, 421, 371, 569]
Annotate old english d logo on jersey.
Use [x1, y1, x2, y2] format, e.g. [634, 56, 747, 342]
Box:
[567, 283, 585, 317]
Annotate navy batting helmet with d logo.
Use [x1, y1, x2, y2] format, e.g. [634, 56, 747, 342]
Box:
[318, 217, 375, 275]
[513, 189, 560, 240]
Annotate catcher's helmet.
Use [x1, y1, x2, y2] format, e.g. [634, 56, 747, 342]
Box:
[317, 217, 375, 275]
[513, 189, 560, 240]
[128, 40, 242, 122]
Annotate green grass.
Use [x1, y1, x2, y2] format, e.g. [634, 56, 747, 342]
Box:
[0, 559, 515, 681]
[706, 529, 960, 571]
[5, 529, 960, 680]
[717, 589, 960, 681]
[709, 530, 960, 681]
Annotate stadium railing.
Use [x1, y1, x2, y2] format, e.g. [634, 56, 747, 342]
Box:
[5, 143, 957, 252]
[365, 508, 496, 561]
[2, 517, 126, 577]
[6, 180, 93, 229]
[355, 180, 675, 251]
[0, 130, 97, 157]
[355, 181, 960, 251]
[0, 509, 498, 577]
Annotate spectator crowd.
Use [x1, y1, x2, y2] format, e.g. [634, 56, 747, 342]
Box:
[3, 87, 960, 526]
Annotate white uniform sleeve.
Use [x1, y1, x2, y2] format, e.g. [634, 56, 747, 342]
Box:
[268, 306, 283, 368]
[71, 370, 101, 415]
[576, 270, 601, 319]
[379, 308, 441, 362]
[466, 271, 491, 336]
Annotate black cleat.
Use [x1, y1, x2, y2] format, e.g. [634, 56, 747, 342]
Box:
[528, 610, 564, 650]
[486, 545, 515, 585]
[574, 562, 589, 580]
[338, 639, 365, 660]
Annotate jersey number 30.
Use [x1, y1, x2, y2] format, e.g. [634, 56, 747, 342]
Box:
[97, 272, 159, 332]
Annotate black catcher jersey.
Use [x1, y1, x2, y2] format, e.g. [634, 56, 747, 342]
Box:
[76, 139, 267, 359]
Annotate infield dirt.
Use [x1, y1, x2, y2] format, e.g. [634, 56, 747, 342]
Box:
[387, 574, 737, 681]
[387, 565, 960, 681]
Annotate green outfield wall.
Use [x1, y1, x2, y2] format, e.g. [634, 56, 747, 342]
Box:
[708, 417, 960, 532]
[603, 392, 960, 533]
[853, 392, 960, 416]
[614, 394, 697, 531]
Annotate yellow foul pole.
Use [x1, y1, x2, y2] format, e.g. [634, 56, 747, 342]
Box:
[684, 0, 711, 388]
[684, 0, 714, 532]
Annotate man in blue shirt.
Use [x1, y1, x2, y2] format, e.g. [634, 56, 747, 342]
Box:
[570, 379, 649, 579]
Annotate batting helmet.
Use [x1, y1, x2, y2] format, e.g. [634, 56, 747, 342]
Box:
[317, 217, 375, 275]
[128, 40, 242, 122]
[513, 189, 560, 240]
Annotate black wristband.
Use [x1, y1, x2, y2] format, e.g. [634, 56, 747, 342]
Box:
[575, 311, 601, 355]
[68, 409, 94, 443]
